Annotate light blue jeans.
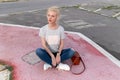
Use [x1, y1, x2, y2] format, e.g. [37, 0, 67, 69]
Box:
[36, 48, 75, 65]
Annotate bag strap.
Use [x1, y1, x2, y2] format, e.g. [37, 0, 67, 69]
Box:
[71, 55, 86, 75]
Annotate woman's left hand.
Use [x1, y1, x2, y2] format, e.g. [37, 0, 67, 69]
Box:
[56, 53, 61, 64]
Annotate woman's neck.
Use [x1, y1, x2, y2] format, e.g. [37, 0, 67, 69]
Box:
[48, 23, 58, 30]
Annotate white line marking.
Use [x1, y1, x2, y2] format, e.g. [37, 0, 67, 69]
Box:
[0, 23, 39, 29]
[0, 23, 120, 67]
[112, 12, 120, 17]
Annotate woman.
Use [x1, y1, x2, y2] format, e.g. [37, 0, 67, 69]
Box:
[36, 6, 75, 71]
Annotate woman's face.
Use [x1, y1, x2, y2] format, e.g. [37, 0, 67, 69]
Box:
[47, 11, 58, 24]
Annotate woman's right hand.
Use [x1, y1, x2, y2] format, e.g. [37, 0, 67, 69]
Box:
[51, 55, 56, 67]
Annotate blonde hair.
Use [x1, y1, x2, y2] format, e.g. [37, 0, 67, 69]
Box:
[47, 6, 60, 16]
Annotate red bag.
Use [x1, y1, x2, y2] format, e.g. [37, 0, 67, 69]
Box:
[71, 51, 81, 65]
[71, 51, 86, 75]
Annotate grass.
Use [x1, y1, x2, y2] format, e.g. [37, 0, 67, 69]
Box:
[102, 5, 120, 10]
[61, 4, 81, 9]
[72, 4, 81, 8]
[0, 0, 18, 2]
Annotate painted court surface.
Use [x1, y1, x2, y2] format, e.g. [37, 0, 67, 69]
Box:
[0, 24, 120, 80]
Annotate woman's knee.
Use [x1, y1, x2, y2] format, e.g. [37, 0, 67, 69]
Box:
[61, 48, 75, 61]
[36, 48, 44, 57]
[68, 48, 75, 57]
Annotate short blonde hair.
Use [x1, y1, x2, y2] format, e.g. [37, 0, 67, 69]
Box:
[47, 6, 60, 16]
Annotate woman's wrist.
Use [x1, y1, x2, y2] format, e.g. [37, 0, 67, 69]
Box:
[57, 52, 60, 56]
[51, 54, 55, 58]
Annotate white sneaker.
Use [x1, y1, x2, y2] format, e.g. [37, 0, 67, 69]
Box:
[56, 63, 70, 71]
[43, 63, 52, 70]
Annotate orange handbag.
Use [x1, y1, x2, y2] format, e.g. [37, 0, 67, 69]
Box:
[71, 51, 86, 75]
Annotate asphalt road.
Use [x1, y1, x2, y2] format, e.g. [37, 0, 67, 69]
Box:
[0, 0, 87, 15]
[0, 0, 120, 15]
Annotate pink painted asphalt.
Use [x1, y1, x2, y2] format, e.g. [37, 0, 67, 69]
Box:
[0, 24, 120, 80]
